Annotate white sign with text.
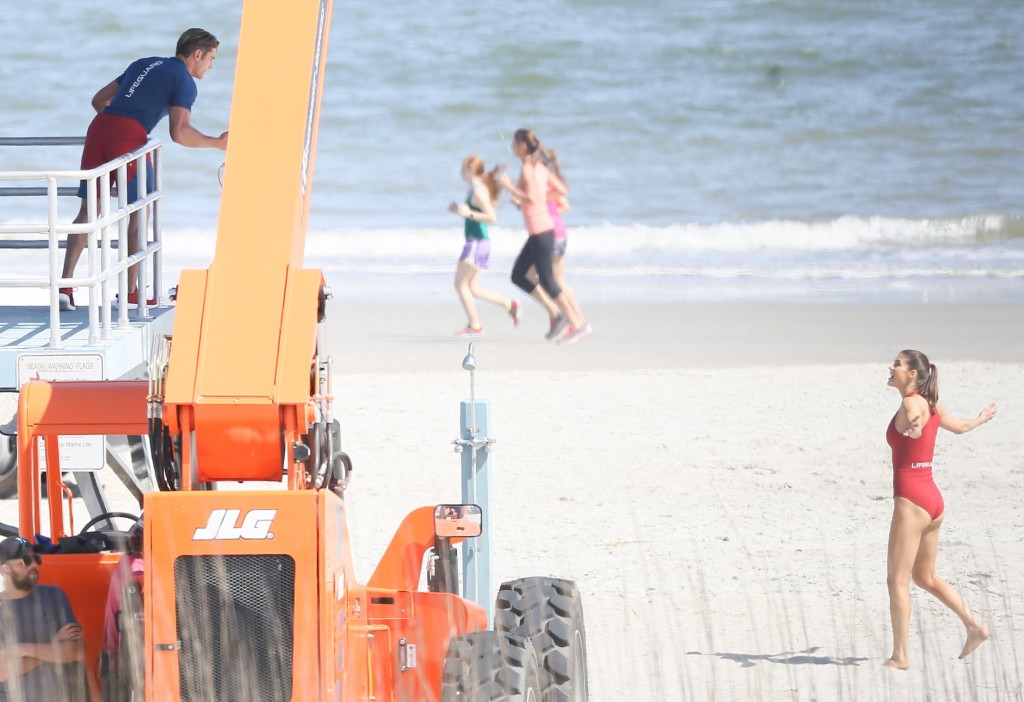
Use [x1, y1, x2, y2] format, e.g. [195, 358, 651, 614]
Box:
[17, 353, 105, 471]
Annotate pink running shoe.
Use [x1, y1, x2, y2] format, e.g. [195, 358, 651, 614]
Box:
[455, 325, 485, 337]
[507, 299, 522, 326]
[557, 322, 593, 345]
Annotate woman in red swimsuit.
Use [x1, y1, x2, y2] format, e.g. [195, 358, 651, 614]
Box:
[885, 349, 997, 670]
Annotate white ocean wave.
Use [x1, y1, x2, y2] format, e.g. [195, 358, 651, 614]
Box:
[142, 214, 1024, 265]
[4, 216, 1021, 306]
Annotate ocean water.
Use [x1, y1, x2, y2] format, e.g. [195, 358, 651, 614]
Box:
[2, 0, 1023, 303]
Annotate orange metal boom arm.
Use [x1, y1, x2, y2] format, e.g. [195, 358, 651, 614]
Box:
[162, 0, 334, 486]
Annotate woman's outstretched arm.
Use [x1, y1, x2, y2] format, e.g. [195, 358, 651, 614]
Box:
[937, 402, 997, 434]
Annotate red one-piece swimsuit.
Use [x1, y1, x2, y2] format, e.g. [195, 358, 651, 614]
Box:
[887, 410, 943, 519]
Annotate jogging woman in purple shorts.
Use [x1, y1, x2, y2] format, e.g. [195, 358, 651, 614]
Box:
[448, 156, 520, 336]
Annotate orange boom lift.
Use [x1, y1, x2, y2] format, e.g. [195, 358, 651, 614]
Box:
[14, 1, 588, 701]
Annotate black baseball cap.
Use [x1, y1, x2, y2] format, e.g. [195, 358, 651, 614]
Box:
[0, 536, 33, 561]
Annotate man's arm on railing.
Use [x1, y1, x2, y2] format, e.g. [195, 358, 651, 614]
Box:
[91, 80, 121, 113]
[168, 107, 228, 150]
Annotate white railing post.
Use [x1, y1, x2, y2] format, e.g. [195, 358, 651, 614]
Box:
[153, 146, 162, 304]
[99, 172, 112, 339]
[86, 172, 100, 345]
[46, 176, 62, 348]
[117, 163, 129, 328]
[136, 152, 149, 319]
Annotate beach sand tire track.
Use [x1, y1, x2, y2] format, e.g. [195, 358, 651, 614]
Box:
[494, 577, 589, 702]
[440, 631, 542, 701]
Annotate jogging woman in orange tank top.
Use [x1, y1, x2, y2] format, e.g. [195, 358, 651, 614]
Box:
[884, 349, 996, 670]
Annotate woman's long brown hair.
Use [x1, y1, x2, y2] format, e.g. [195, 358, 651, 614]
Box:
[900, 349, 939, 413]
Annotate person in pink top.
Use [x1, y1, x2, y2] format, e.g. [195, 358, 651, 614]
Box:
[497, 129, 590, 344]
[102, 522, 144, 698]
[535, 146, 585, 340]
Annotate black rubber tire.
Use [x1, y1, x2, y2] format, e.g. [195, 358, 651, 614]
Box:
[494, 578, 590, 702]
[0, 435, 17, 499]
[441, 631, 542, 702]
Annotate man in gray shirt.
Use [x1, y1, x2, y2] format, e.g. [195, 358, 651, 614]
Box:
[0, 536, 87, 701]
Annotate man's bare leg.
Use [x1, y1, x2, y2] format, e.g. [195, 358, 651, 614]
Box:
[126, 211, 140, 294]
[61, 199, 91, 282]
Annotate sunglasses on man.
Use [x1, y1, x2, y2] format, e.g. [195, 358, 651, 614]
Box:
[8, 554, 42, 567]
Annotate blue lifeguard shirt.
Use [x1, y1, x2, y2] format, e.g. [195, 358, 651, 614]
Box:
[103, 56, 198, 134]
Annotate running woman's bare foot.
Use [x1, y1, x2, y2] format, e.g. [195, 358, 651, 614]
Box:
[883, 657, 909, 671]
[959, 625, 990, 659]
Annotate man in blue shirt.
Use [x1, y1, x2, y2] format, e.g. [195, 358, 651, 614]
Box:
[0, 536, 87, 701]
[60, 28, 229, 311]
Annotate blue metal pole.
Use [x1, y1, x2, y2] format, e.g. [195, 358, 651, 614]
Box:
[460, 398, 493, 626]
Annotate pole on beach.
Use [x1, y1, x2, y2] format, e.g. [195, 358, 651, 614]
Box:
[452, 343, 494, 625]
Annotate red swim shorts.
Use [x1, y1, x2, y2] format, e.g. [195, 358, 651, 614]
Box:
[76, 112, 153, 202]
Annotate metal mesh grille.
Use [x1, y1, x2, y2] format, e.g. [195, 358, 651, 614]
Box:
[174, 555, 296, 702]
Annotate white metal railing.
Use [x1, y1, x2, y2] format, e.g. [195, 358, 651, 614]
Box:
[0, 137, 164, 347]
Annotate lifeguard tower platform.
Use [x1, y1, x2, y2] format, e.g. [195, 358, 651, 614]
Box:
[0, 136, 172, 508]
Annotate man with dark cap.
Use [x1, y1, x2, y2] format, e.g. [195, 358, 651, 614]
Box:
[0, 536, 87, 701]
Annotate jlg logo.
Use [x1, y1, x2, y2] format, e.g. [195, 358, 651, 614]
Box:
[193, 509, 277, 541]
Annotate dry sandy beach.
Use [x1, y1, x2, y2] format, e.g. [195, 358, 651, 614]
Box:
[2, 301, 1021, 700]
[331, 301, 1024, 701]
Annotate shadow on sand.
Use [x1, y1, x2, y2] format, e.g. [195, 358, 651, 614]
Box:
[688, 646, 869, 668]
